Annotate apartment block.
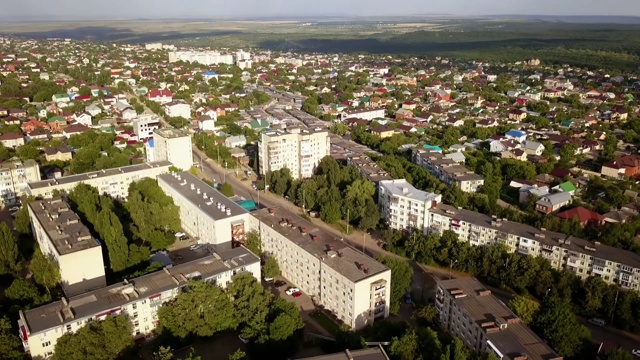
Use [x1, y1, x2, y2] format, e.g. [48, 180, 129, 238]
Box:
[340, 107, 386, 121]
[18, 247, 260, 360]
[0, 159, 41, 205]
[157, 172, 249, 248]
[378, 179, 442, 234]
[28, 199, 106, 297]
[132, 115, 161, 140]
[27, 161, 171, 200]
[168, 50, 234, 65]
[249, 207, 391, 330]
[258, 127, 330, 180]
[152, 128, 193, 171]
[413, 149, 484, 193]
[435, 278, 562, 360]
[426, 203, 640, 291]
[346, 155, 392, 184]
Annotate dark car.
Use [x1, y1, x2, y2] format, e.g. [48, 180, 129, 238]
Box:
[405, 293, 412, 304]
[274, 280, 287, 288]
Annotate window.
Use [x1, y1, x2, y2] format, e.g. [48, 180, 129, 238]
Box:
[42, 341, 51, 348]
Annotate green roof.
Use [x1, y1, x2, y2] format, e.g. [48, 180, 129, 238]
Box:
[48, 116, 65, 123]
[558, 181, 577, 192]
[53, 94, 68, 99]
[560, 120, 573, 127]
[249, 119, 269, 129]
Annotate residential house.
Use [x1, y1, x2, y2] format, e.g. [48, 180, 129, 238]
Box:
[501, 149, 527, 161]
[556, 206, 606, 227]
[44, 145, 73, 162]
[601, 154, 640, 178]
[148, 89, 173, 104]
[505, 130, 527, 143]
[120, 108, 137, 120]
[85, 104, 102, 117]
[524, 141, 545, 156]
[476, 118, 498, 128]
[0, 132, 25, 148]
[26, 128, 49, 142]
[552, 181, 577, 195]
[164, 101, 191, 119]
[535, 192, 572, 214]
[395, 108, 413, 120]
[9, 108, 26, 118]
[197, 115, 215, 131]
[0, 107, 7, 117]
[224, 135, 247, 148]
[371, 125, 395, 139]
[507, 109, 527, 121]
[73, 112, 92, 127]
[63, 124, 90, 138]
[51, 93, 70, 103]
[21, 119, 48, 133]
[519, 185, 550, 203]
[402, 101, 417, 110]
[47, 116, 67, 132]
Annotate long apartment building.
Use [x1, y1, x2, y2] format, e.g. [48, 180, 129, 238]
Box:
[0, 159, 41, 205]
[340, 107, 386, 121]
[249, 207, 391, 330]
[151, 128, 193, 171]
[258, 127, 330, 180]
[28, 199, 106, 297]
[413, 149, 484, 193]
[436, 278, 562, 360]
[378, 179, 442, 233]
[18, 247, 260, 360]
[157, 172, 249, 249]
[168, 50, 234, 65]
[427, 203, 640, 291]
[346, 155, 392, 184]
[27, 161, 172, 200]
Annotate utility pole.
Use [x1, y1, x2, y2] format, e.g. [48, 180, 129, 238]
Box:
[346, 208, 350, 234]
[449, 259, 458, 280]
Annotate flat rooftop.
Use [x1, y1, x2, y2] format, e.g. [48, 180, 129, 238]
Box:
[0, 159, 37, 170]
[431, 203, 640, 268]
[21, 247, 259, 335]
[379, 179, 441, 203]
[154, 128, 189, 139]
[157, 172, 248, 221]
[28, 161, 172, 190]
[28, 199, 100, 256]
[252, 207, 389, 283]
[295, 346, 389, 360]
[438, 278, 559, 360]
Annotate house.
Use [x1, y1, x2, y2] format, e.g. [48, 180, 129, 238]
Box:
[73, 112, 92, 127]
[505, 130, 527, 143]
[63, 124, 90, 137]
[8, 108, 26, 118]
[519, 185, 550, 203]
[501, 149, 527, 161]
[85, 104, 102, 117]
[0, 132, 25, 148]
[120, 108, 137, 120]
[47, 116, 67, 133]
[51, 93, 70, 103]
[552, 181, 577, 195]
[601, 154, 640, 178]
[371, 125, 395, 139]
[489, 139, 520, 153]
[164, 101, 191, 119]
[0, 107, 7, 117]
[3, 116, 20, 125]
[476, 118, 498, 128]
[21, 119, 48, 133]
[395, 108, 413, 120]
[197, 116, 215, 131]
[523, 141, 545, 156]
[535, 192, 572, 214]
[507, 109, 527, 121]
[26, 128, 49, 143]
[44, 145, 72, 162]
[556, 206, 605, 227]
[444, 118, 464, 127]
[148, 89, 173, 104]
[402, 101, 417, 110]
[224, 135, 247, 148]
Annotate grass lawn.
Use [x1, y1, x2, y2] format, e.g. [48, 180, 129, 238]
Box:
[329, 221, 354, 236]
[310, 311, 341, 335]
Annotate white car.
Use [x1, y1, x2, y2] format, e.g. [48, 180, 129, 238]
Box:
[189, 245, 201, 251]
[632, 349, 640, 357]
[175, 232, 185, 238]
[285, 287, 300, 296]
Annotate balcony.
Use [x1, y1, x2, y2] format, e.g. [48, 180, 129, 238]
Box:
[517, 246, 530, 255]
[618, 272, 634, 282]
[592, 265, 605, 275]
[566, 257, 580, 267]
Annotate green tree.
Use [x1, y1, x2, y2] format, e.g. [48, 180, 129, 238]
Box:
[52, 315, 133, 360]
[358, 198, 381, 231]
[219, 183, 234, 197]
[558, 144, 578, 169]
[4, 279, 46, 306]
[0, 222, 20, 274]
[390, 328, 420, 360]
[508, 296, 539, 324]
[13, 207, 31, 235]
[601, 135, 619, 162]
[320, 201, 342, 224]
[376, 255, 413, 314]
[414, 305, 438, 326]
[533, 296, 590, 357]
[227, 273, 273, 340]
[263, 257, 280, 279]
[330, 122, 348, 136]
[30, 249, 61, 292]
[244, 230, 262, 256]
[158, 280, 237, 339]
[95, 209, 130, 272]
[266, 298, 304, 342]
[229, 349, 248, 360]
[0, 317, 24, 360]
[598, 350, 635, 360]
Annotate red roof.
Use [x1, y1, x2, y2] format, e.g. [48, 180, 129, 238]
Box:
[148, 88, 173, 98]
[556, 206, 605, 224]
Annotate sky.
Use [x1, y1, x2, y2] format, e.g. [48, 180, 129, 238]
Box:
[4, 0, 640, 20]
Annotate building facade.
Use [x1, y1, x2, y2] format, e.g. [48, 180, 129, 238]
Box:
[157, 172, 249, 248]
[132, 115, 161, 140]
[163, 101, 191, 119]
[0, 159, 41, 205]
[258, 128, 330, 180]
[168, 51, 234, 65]
[426, 203, 640, 291]
[378, 179, 442, 234]
[27, 161, 171, 200]
[435, 278, 562, 360]
[152, 128, 193, 171]
[249, 208, 391, 330]
[413, 149, 484, 193]
[28, 199, 106, 297]
[18, 247, 260, 360]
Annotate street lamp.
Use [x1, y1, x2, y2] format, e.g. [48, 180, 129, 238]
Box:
[449, 259, 458, 280]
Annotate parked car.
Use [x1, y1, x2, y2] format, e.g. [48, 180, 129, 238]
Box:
[285, 287, 300, 296]
[189, 245, 201, 251]
[8, 206, 20, 212]
[175, 232, 186, 238]
[179, 235, 188, 241]
[264, 276, 274, 282]
[588, 318, 606, 327]
[632, 349, 640, 357]
[274, 280, 287, 288]
[292, 292, 302, 298]
[405, 293, 412, 304]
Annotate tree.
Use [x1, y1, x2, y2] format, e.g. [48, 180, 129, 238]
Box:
[508, 296, 539, 324]
[4, 279, 46, 306]
[598, 350, 635, 360]
[533, 296, 590, 357]
[30, 249, 61, 292]
[227, 273, 273, 340]
[158, 280, 237, 339]
[263, 257, 280, 279]
[376, 255, 413, 314]
[245, 230, 262, 256]
[358, 198, 381, 231]
[320, 201, 342, 224]
[390, 328, 420, 360]
[0, 317, 24, 360]
[219, 183, 234, 197]
[52, 315, 133, 360]
[558, 144, 578, 169]
[330, 122, 348, 136]
[13, 207, 31, 235]
[95, 209, 130, 272]
[0, 222, 20, 274]
[601, 135, 619, 162]
[414, 305, 438, 326]
[229, 349, 248, 360]
[266, 298, 304, 342]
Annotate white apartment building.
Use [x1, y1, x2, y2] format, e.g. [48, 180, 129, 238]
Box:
[18, 247, 260, 360]
[144, 42, 163, 50]
[378, 179, 442, 234]
[258, 128, 330, 180]
[340, 107, 386, 121]
[168, 50, 234, 65]
[157, 172, 250, 248]
[426, 203, 640, 291]
[163, 101, 191, 119]
[27, 161, 171, 200]
[413, 149, 485, 193]
[152, 128, 193, 171]
[435, 278, 562, 360]
[0, 159, 41, 205]
[28, 199, 106, 297]
[249, 208, 391, 330]
[235, 50, 252, 69]
[132, 115, 161, 140]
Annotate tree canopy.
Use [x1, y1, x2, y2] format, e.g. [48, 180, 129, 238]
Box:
[52, 315, 133, 360]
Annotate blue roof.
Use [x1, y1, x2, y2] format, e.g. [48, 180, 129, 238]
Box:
[506, 130, 526, 137]
[236, 200, 257, 212]
[423, 144, 443, 152]
[204, 71, 218, 75]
